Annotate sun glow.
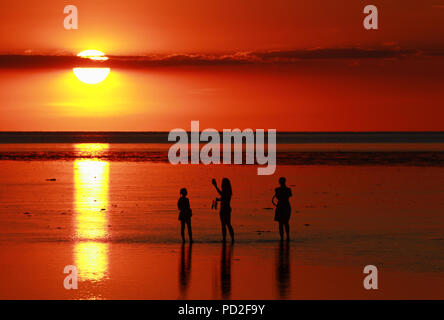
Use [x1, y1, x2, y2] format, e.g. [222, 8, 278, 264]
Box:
[73, 50, 110, 84]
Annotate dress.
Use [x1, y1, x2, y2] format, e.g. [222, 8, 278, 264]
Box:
[219, 191, 232, 224]
[274, 186, 292, 223]
[178, 197, 192, 221]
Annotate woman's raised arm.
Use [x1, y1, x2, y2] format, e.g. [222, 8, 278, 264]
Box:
[212, 178, 222, 195]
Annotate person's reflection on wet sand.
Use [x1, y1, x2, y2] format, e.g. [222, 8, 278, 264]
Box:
[220, 242, 233, 299]
[179, 243, 192, 298]
[276, 241, 290, 299]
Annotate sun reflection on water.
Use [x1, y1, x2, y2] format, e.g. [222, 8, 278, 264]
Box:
[74, 158, 109, 240]
[74, 242, 109, 282]
[73, 143, 110, 283]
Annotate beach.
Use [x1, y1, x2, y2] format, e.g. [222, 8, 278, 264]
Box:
[1, 142, 444, 299]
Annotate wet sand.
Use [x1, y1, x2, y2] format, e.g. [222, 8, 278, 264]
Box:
[1, 146, 444, 299]
[3, 241, 444, 300]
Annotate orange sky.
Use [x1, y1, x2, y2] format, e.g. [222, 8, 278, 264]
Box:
[0, 0, 443, 131]
[1, 0, 443, 54]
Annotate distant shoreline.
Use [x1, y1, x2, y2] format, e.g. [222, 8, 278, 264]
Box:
[1, 132, 444, 144]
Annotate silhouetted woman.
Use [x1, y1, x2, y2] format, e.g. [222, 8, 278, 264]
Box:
[178, 188, 193, 243]
[272, 177, 292, 241]
[212, 178, 235, 242]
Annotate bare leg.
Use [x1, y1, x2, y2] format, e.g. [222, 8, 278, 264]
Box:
[221, 223, 227, 242]
[187, 220, 193, 243]
[226, 223, 234, 242]
[284, 222, 290, 241]
[181, 221, 185, 242]
[279, 222, 284, 240]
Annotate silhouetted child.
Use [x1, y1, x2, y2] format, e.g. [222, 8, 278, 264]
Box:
[178, 188, 193, 243]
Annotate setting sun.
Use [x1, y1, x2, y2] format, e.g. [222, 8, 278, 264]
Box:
[77, 50, 109, 61]
[73, 50, 110, 84]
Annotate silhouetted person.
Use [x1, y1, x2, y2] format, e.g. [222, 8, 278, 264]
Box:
[179, 243, 192, 298]
[276, 240, 290, 299]
[220, 242, 233, 299]
[212, 178, 234, 242]
[178, 188, 193, 243]
[272, 177, 292, 241]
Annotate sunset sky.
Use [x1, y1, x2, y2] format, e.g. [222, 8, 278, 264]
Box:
[0, 0, 443, 131]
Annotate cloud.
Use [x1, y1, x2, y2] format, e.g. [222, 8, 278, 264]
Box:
[0, 55, 95, 69]
[252, 47, 419, 60]
[0, 47, 433, 69]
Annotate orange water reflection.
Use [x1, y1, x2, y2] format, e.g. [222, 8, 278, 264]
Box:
[179, 244, 192, 299]
[73, 143, 110, 283]
[276, 241, 290, 299]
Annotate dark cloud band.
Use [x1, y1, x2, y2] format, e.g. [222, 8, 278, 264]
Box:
[0, 47, 429, 69]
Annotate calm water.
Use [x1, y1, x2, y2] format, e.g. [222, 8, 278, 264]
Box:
[1, 142, 444, 299]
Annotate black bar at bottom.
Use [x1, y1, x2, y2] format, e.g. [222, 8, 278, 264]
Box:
[1, 300, 442, 319]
